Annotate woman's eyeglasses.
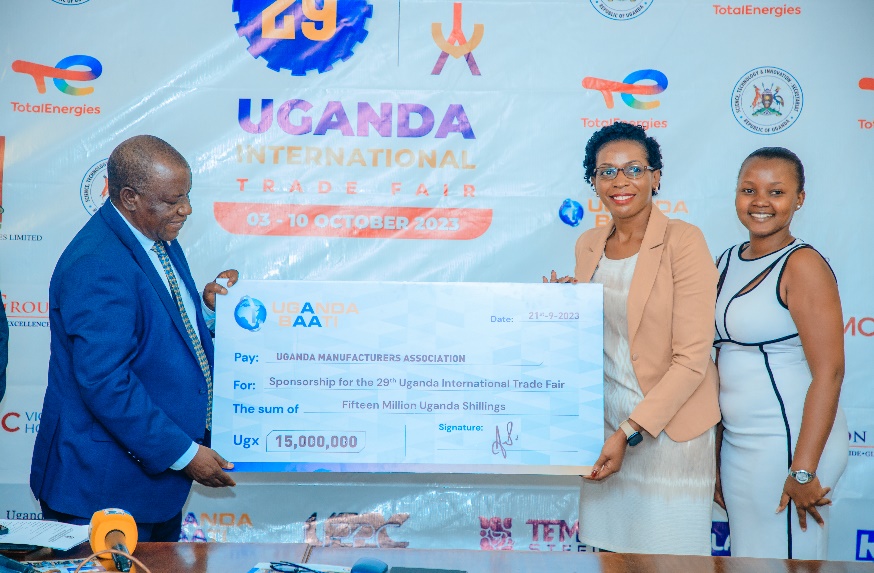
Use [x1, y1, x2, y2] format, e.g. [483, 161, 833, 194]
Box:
[595, 165, 656, 180]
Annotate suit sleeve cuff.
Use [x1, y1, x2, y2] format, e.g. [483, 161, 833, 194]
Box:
[170, 441, 199, 471]
[201, 300, 217, 334]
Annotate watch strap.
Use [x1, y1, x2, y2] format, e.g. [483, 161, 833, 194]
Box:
[619, 420, 636, 439]
[619, 420, 642, 446]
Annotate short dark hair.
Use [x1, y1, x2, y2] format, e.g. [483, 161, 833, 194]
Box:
[582, 122, 664, 191]
[739, 147, 805, 192]
[107, 135, 189, 203]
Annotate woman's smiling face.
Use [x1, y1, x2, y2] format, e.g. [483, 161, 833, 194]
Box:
[735, 156, 804, 240]
[593, 139, 660, 222]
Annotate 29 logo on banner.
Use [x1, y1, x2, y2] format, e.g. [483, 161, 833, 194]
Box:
[233, 0, 373, 75]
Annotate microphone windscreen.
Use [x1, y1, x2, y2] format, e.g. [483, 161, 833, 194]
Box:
[89, 508, 138, 554]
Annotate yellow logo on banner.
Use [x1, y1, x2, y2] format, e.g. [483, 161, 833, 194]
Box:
[262, 0, 338, 41]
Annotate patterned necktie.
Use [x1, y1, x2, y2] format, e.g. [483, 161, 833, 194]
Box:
[152, 241, 213, 430]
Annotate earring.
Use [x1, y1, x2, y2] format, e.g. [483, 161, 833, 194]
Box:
[796, 205, 802, 210]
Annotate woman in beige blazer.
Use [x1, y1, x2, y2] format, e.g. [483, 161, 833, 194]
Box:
[549, 123, 720, 554]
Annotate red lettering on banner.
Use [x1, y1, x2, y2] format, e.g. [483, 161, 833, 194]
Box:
[845, 317, 874, 337]
[4, 300, 49, 317]
[526, 519, 579, 542]
[2, 412, 20, 432]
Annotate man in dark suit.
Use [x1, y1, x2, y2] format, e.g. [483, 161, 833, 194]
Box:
[0, 288, 7, 402]
[30, 135, 236, 541]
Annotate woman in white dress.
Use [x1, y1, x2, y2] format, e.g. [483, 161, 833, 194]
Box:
[547, 122, 720, 554]
[714, 147, 848, 560]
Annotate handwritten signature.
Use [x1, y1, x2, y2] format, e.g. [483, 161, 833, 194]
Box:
[491, 422, 514, 458]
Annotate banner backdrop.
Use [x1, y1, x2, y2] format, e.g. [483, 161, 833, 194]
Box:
[1, 0, 872, 562]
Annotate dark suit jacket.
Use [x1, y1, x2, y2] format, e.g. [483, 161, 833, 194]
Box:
[30, 202, 213, 522]
[0, 289, 7, 402]
[574, 207, 720, 442]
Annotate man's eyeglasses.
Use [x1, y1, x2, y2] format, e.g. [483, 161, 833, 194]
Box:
[595, 165, 656, 180]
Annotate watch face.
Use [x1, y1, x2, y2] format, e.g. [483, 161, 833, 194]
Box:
[794, 470, 812, 484]
[628, 432, 643, 447]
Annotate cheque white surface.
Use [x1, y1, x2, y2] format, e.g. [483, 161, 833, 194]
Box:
[213, 281, 603, 474]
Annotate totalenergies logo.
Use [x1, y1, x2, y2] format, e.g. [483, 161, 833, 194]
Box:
[232, 0, 373, 76]
[582, 69, 668, 110]
[860, 78, 874, 131]
[12, 55, 102, 96]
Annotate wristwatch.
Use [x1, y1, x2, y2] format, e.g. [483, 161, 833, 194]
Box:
[619, 420, 642, 447]
[789, 469, 816, 484]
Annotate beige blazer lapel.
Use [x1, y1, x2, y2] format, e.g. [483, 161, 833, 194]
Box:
[575, 225, 613, 282]
[626, 207, 669, 343]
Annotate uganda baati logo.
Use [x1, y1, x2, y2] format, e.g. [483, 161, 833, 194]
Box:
[235, 295, 268, 331]
[232, 0, 373, 76]
[732, 67, 803, 135]
[559, 199, 584, 227]
[80, 158, 108, 215]
[590, 0, 654, 21]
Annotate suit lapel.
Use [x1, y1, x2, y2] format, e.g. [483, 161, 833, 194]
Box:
[99, 203, 203, 364]
[577, 225, 613, 282]
[626, 207, 668, 343]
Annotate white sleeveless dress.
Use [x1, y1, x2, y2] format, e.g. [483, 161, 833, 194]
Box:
[578, 253, 715, 555]
[715, 240, 848, 559]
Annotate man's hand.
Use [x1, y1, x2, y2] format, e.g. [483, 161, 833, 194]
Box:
[202, 269, 239, 311]
[183, 445, 236, 488]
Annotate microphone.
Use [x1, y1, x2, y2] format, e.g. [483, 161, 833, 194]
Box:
[89, 508, 138, 572]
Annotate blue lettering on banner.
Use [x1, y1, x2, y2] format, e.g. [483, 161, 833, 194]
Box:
[858, 530, 874, 561]
[711, 521, 730, 556]
[238, 99, 476, 139]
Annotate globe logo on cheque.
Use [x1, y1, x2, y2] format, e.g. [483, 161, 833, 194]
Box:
[234, 296, 267, 331]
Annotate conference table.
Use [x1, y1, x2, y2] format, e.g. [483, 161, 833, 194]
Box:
[19, 543, 874, 573]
